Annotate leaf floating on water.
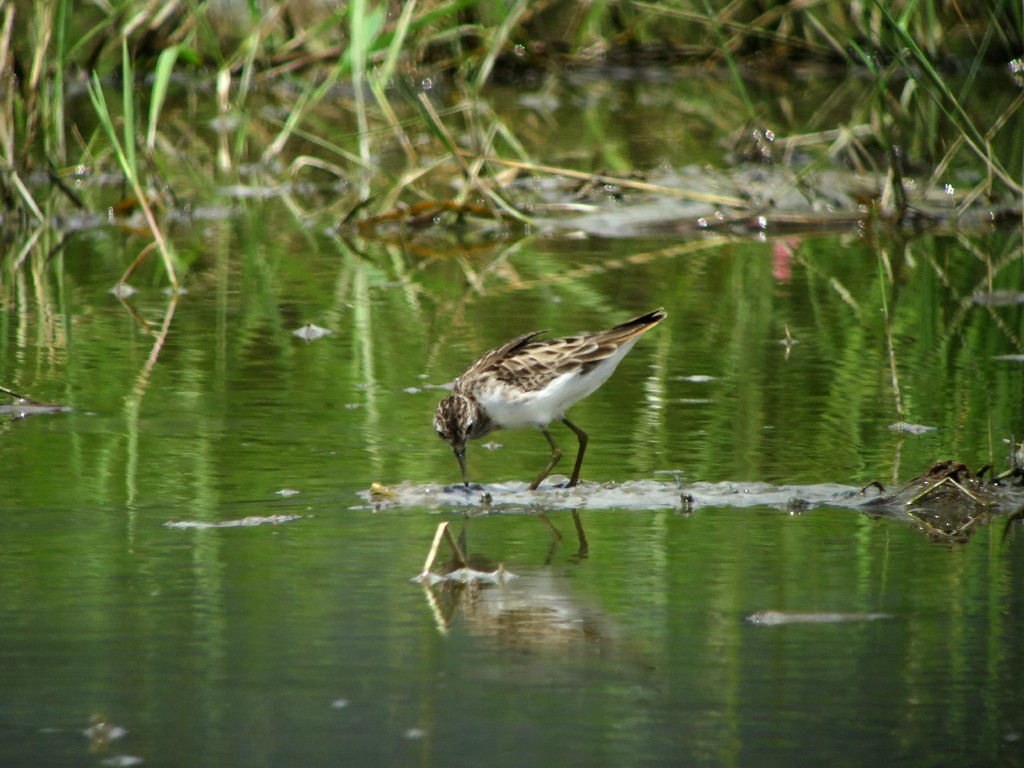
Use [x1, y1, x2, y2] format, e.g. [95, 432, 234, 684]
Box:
[888, 422, 937, 434]
[164, 514, 302, 529]
[109, 283, 137, 299]
[369, 482, 398, 498]
[293, 323, 333, 341]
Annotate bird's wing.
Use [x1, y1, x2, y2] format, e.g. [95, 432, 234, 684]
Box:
[454, 309, 665, 392]
[486, 335, 609, 390]
[454, 330, 549, 385]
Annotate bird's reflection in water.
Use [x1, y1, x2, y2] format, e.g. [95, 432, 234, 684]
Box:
[420, 511, 628, 660]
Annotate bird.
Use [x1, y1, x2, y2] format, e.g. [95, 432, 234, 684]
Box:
[434, 308, 666, 490]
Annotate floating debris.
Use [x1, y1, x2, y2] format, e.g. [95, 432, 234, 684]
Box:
[330, 699, 350, 709]
[84, 714, 127, 751]
[275, 488, 301, 497]
[219, 184, 289, 199]
[101, 756, 144, 767]
[109, 283, 137, 299]
[0, 400, 73, 417]
[747, 611, 892, 626]
[366, 459, 1024, 542]
[419, 521, 467, 573]
[358, 478, 857, 513]
[888, 422, 937, 434]
[369, 482, 399, 498]
[415, 520, 517, 586]
[349, 199, 500, 236]
[971, 290, 1024, 306]
[164, 514, 302, 529]
[859, 460, 1022, 542]
[416, 567, 517, 587]
[293, 323, 333, 341]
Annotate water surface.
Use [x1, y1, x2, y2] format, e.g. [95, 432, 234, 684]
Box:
[2, 66, 1024, 767]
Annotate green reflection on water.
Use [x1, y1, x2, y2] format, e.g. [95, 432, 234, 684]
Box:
[2, 173, 1024, 768]
[7, 216, 1021, 502]
[1, 498, 1022, 767]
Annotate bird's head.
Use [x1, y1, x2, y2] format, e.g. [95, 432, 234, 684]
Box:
[434, 394, 475, 486]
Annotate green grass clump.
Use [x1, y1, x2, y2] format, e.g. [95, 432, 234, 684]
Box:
[0, 0, 1020, 286]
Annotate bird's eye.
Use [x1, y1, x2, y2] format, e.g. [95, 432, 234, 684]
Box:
[436, 428, 448, 441]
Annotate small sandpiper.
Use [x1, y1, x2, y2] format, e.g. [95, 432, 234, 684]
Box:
[434, 308, 666, 490]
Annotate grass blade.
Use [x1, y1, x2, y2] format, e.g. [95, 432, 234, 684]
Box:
[86, 67, 178, 288]
[703, 0, 755, 121]
[147, 45, 180, 151]
[873, 0, 1020, 194]
[121, 36, 136, 179]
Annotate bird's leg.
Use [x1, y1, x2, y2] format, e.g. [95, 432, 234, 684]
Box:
[561, 417, 588, 487]
[529, 426, 562, 490]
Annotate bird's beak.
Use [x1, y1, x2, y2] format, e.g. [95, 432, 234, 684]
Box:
[453, 444, 468, 487]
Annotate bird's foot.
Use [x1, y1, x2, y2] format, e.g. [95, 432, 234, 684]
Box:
[443, 482, 486, 494]
[530, 481, 576, 490]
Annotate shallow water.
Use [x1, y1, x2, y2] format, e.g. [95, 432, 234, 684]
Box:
[3, 65, 1024, 766]
[3, 491, 1024, 767]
